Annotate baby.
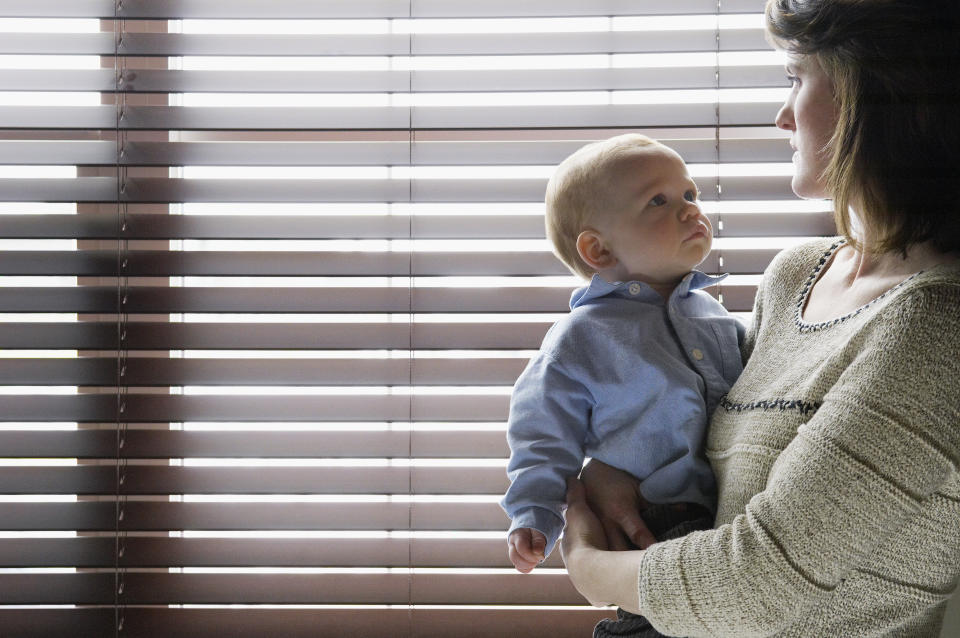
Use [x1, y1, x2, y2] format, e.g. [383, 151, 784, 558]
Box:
[500, 134, 744, 579]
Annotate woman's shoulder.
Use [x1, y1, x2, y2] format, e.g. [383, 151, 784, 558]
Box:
[849, 261, 960, 371]
[885, 260, 960, 327]
[757, 237, 843, 304]
[909, 257, 960, 292]
[765, 237, 841, 278]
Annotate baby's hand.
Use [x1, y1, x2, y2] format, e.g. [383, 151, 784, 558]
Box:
[508, 527, 547, 573]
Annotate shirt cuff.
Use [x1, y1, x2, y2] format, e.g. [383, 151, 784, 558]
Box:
[508, 506, 565, 558]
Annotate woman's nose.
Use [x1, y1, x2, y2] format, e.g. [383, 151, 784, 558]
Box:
[775, 100, 795, 131]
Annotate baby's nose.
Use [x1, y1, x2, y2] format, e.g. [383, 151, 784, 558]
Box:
[679, 202, 699, 219]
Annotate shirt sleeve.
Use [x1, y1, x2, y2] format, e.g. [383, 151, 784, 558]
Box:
[636, 285, 960, 637]
[500, 349, 595, 557]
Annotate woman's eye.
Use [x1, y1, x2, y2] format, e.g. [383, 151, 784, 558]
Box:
[650, 194, 667, 206]
[786, 74, 799, 87]
[684, 189, 698, 202]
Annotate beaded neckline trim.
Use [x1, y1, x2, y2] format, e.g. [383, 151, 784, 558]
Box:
[795, 239, 924, 334]
[719, 395, 821, 417]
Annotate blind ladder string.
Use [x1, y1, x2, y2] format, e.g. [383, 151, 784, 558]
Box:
[112, 2, 130, 635]
[405, 1, 416, 634]
[715, 0, 724, 304]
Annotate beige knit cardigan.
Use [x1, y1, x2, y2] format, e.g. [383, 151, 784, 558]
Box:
[636, 238, 960, 637]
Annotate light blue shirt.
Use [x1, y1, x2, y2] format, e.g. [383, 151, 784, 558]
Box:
[501, 272, 744, 557]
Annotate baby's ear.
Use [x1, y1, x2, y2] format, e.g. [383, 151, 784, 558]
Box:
[576, 229, 617, 271]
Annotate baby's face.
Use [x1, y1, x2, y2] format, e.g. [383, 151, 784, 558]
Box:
[592, 146, 713, 285]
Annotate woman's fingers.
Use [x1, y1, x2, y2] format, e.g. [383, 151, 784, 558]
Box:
[618, 508, 657, 550]
[580, 459, 657, 549]
[563, 476, 609, 552]
[601, 517, 632, 551]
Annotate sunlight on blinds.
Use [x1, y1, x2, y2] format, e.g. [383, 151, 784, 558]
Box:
[0, 2, 838, 636]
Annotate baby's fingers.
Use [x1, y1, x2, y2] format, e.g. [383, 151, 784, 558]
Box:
[508, 543, 539, 573]
[508, 528, 546, 573]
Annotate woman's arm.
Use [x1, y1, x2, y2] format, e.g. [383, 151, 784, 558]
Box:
[561, 477, 645, 613]
[641, 289, 960, 636]
[569, 287, 960, 637]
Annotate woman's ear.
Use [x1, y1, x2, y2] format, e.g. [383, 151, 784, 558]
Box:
[576, 229, 617, 271]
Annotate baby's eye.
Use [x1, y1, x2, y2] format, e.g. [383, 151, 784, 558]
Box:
[649, 194, 667, 206]
[684, 189, 699, 202]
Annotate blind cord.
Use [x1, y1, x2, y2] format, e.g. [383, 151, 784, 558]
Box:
[715, 0, 724, 305]
[113, 2, 129, 635]
[406, 2, 416, 635]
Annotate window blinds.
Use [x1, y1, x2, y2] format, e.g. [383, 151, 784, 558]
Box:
[0, 1, 835, 636]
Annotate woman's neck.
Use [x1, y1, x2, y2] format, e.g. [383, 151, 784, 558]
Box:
[842, 209, 956, 282]
[842, 239, 955, 285]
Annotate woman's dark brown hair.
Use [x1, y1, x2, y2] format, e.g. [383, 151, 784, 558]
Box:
[766, 0, 960, 255]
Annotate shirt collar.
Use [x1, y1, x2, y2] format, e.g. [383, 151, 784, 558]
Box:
[675, 270, 728, 298]
[570, 271, 728, 310]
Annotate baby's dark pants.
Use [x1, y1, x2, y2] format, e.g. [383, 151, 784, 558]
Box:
[592, 503, 713, 638]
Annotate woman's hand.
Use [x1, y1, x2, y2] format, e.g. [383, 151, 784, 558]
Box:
[561, 476, 644, 612]
[561, 476, 612, 606]
[580, 459, 657, 550]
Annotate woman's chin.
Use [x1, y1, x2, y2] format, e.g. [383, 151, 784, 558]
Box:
[790, 175, 829, 200]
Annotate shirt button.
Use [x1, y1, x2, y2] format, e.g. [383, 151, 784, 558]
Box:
[628, 283, 642, 295]
[691, 348, 704, 361]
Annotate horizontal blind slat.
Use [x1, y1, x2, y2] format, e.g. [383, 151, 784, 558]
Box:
[131, 609, 611, 638]
[0, 136, 792, 166]
[0, 537, 562, 569]
[1, 212, 814, 240]
[0, 572, 587, 605]
[0, 502, 511, 530]
[0, 358, 529, 386]
[0, 610, 110, 638]
[0, 244, 819, 277]
[0, 285, 755, 313]
[0, 394, 513, 422]
[0, 503, 116, 531]
[0, 67, 788, 93]
[0, 466, 510, 495]
[0, 430, 509, 459]
[0, 103, 781, 131]
[0, 286, 570, 312]
[0, 0, 750, 19]
[0, 251, 571, 276]
[0, 30, 771, 56]
[0, 609, 610, 638]
[0, 176, 795, 202]
[0, 322, 555, 350]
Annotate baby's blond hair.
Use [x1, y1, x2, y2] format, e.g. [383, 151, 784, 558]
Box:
[544, 134, 665, 279]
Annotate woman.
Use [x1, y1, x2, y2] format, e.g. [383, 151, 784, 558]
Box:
[561, 0, 960, 636]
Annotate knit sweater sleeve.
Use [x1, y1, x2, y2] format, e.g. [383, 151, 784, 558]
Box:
[636, 284, 960, 637]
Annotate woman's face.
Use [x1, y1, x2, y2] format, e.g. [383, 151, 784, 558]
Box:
[775, 54, 839, 199]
